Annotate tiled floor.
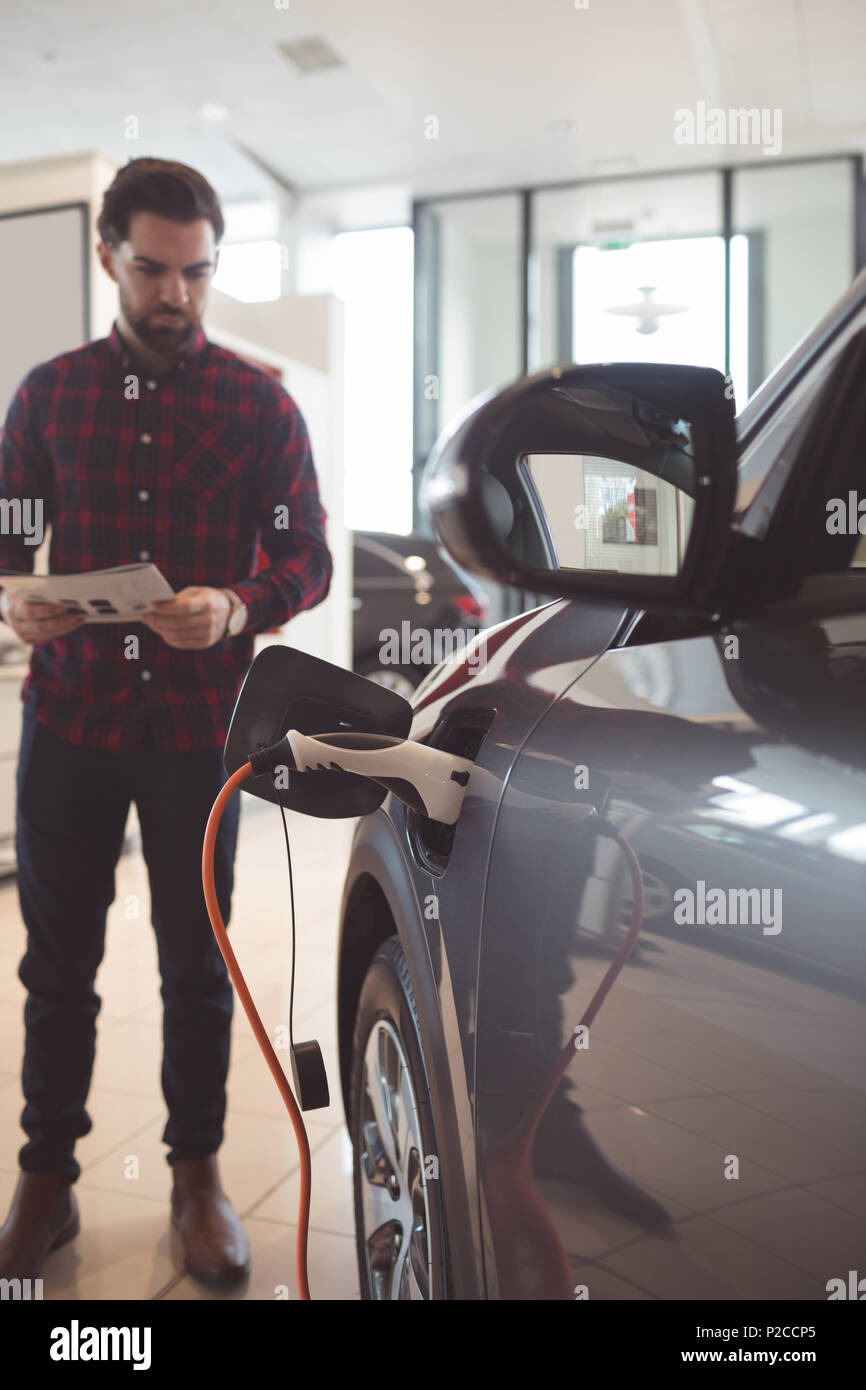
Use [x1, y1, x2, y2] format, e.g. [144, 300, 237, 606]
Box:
[0, 798, 361, 1300]
[541, 937, 866, 1299]
[5, 789, 866, 1303]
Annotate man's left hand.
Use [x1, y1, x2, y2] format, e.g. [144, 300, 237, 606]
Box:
[141, 587, 232, 649]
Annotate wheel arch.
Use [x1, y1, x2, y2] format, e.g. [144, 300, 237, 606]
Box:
[337, 810, 483, 1299]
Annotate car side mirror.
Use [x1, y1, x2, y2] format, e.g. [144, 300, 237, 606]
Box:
[421, 362, 737, 612]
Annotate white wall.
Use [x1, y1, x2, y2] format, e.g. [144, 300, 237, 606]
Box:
[205, 290, 349, 671]
[0, 149, 120, 382]
[0, 205, 86, 420]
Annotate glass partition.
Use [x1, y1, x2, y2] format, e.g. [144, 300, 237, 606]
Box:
[412, 157, 862, 603]
[732, 159, 855, 407]
[532, 173, 724, 375]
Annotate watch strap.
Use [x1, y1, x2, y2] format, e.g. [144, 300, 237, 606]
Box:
[221, 588, 243, 638]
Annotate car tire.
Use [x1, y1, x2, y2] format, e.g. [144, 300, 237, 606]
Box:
[350, 935, 451, 1300]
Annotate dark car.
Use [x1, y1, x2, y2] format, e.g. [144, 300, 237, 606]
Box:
[352, 530, 489, 698]
[336, 265, 866, 1300]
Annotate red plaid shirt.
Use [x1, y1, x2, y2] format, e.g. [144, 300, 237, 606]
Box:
[0, 324, 332, 751]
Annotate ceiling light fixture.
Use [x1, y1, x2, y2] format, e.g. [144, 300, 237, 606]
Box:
[605, 286, 688, 335]
[199, 102, 230, 123]
[277, 37, 344, 73]
[547, 118, 578, 138]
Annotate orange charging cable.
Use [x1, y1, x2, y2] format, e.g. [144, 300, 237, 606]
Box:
[201, 762, 313, 1300]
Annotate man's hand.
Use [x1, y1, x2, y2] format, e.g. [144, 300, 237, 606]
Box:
[0, 590, 87, 644]
[141, 586, 232, 650]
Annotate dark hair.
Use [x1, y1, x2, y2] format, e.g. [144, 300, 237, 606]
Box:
[97, 157, 224, 247]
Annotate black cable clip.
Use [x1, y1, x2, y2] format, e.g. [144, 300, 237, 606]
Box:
[291, 1040, 330, 1112]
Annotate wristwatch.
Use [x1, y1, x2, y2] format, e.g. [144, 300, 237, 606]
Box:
[221, 588, 248, 637]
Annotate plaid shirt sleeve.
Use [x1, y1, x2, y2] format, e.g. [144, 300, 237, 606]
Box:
[0, 367, 54, 580]
[230, 383, 333, 633]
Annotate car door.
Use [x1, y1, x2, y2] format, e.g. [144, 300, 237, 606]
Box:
[473, 330, 866, 1301]
[475, 618, 866, 1300]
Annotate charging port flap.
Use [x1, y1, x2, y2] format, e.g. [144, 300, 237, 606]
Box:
[224, 645, 414, 818]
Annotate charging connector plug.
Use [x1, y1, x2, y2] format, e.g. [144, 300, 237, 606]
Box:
[248, 729, 474, 826]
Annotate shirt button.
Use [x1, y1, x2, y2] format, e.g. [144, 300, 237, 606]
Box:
[139, 549, 150, 561]
[141, 670, 152, 681]
[138, 489, 150, 502]
[140, 432, 152, 444]
[146, 379, 158, 390]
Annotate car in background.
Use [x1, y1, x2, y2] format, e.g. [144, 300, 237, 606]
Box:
[352, 530, 489, 698]
[337, 266, 866, 1299]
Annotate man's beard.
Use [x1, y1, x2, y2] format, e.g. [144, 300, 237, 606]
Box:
[120, 287, 199, 354]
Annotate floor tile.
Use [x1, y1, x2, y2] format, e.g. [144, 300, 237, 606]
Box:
[250, 1127, 354, 1237]
[162, 1218, 360, 1301]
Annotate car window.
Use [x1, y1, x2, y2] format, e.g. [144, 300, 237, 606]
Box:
[736, 301, 866, 536]
[734, 367, 826, 518]
[737, 324, 866, 612]
[735, 267, 866, 502]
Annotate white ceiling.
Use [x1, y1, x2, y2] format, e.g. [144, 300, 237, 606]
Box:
[1, 0, 865, 221]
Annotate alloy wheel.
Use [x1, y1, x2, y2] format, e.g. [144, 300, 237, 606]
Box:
[358, 1019, 433, 1299]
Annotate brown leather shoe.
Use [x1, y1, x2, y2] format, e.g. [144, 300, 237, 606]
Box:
[0, 1171, 80, 1280]
[171, 1156, 250, 1285]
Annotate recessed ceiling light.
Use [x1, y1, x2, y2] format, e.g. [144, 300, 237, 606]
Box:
[199, 102, 230, 123]
[277, 37, 344, 73]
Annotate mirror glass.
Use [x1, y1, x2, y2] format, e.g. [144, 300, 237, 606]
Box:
[518, 450, 696, 577]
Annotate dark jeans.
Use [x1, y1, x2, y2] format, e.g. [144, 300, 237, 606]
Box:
[14, 703, 241, 1185]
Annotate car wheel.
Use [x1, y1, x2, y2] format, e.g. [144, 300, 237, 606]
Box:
[350, 935, 450, 1300]
[357, 661, 419, 700]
